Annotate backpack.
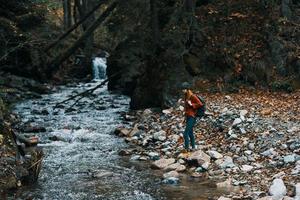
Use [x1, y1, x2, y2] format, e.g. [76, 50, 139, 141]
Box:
[195, 95, 206, 118]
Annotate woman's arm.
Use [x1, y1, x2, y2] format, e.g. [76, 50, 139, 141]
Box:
[190, 95, 203, 109]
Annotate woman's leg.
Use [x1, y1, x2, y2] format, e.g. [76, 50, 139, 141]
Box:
[183, 117, 190, 150]
[188, 117, 196, 149]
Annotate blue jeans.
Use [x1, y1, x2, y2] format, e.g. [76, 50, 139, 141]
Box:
[184, 116, 196, 150]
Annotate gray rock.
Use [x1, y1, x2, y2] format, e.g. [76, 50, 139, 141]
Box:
[153, 130, 167, 141]
[162, 177, 179, 184]
[216, 156, 236, 169]
[207, 150, 223, 159]
[163, 170, 179, 178]
[240, 110, 248, 117]
[239, 128, 246, 134]
[283, 154, 296, 164]
[164, 163, 186, 172]
[295, 183, 300, 200]
[232, 118, 242, 126]
[151, 158, 175, 169]
[240, 165, 254, 172]
[148, 152, 160, 160]
[269, 178, 287, 200]
[187, 150, 211, 168]
[261, 148, 278, 158]
[248, 143, 255, 150]
[130, 155, 141, 161]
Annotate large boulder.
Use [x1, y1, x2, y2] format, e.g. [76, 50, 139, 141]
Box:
[151, 158, 176, 169]
[187, 150, 211, 168]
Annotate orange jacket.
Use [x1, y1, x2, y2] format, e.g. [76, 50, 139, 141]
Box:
[185, 94, 203, 117]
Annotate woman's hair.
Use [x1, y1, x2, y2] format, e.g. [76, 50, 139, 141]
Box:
[184, 89, 193, 100]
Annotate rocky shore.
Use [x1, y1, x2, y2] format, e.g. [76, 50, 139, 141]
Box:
[0, 73, 49, 193]
[115, 90, 300, 199]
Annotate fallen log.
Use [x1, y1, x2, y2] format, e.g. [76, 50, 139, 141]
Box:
[47, 1, 118, 78]
[44, 0, 108, 52]
[54, 69, 123, 109]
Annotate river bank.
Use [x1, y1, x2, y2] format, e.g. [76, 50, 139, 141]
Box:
[115, 89, 300, 199]
[1, 78, 228, 200]
[0, 73, 52, 194]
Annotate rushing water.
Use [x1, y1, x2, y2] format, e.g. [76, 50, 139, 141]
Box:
[92, 57, 107, 80]
[12, 81, 222, 200]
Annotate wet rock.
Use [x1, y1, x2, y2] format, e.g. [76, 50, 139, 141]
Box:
[207, 150, 223, 159]
[118, 149, 132, 156]
[269, 178, 287, 200]
[153, 130, 167, 141]
[164, 163, 186, 172]
[114, 127, 130, 137]
[163, 170, 179, 179]
[130, 155, 141, 161]
[151, 158, 175, 169]
[162, 177, 179, 184]
[48, 135, 67, 142]
[187, 150, 211, 168]
[148, 152, 160, 160]
[23, 125, 46, 133]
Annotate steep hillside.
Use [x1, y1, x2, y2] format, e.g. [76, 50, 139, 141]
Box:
[107, 0, 300, 109]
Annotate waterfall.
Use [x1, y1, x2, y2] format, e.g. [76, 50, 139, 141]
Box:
[92, 57, 107, 80]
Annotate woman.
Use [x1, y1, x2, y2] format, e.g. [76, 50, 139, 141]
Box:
[183, 89, 203, 152]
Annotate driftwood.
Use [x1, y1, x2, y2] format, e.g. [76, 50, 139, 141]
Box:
[44, 0, 108, 52]
[54, 70, 123, 109]
[47, 1, 117, 77]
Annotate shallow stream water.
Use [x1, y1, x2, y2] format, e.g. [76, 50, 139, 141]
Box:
[12, 81, 222, 200]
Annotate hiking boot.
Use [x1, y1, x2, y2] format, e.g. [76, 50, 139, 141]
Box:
[181, 149, 189, 153]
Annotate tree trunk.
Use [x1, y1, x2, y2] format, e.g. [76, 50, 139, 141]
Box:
[150, 0, 160, 49]
[45, 0, 107, 52]
[63, 0, 72, 30]
[184, 0, 195, 13]
[75, 0, 96, 62]
[47, 1, 117, 77]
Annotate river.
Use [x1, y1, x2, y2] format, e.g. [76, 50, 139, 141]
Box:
[12, 81, 222, 200]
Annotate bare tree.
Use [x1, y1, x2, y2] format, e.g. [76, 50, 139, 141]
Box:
[150, 0, 160, 48]
[63, 0, 72, 30]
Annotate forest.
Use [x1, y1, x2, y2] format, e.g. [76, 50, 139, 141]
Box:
[0, 0, 299, 199]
